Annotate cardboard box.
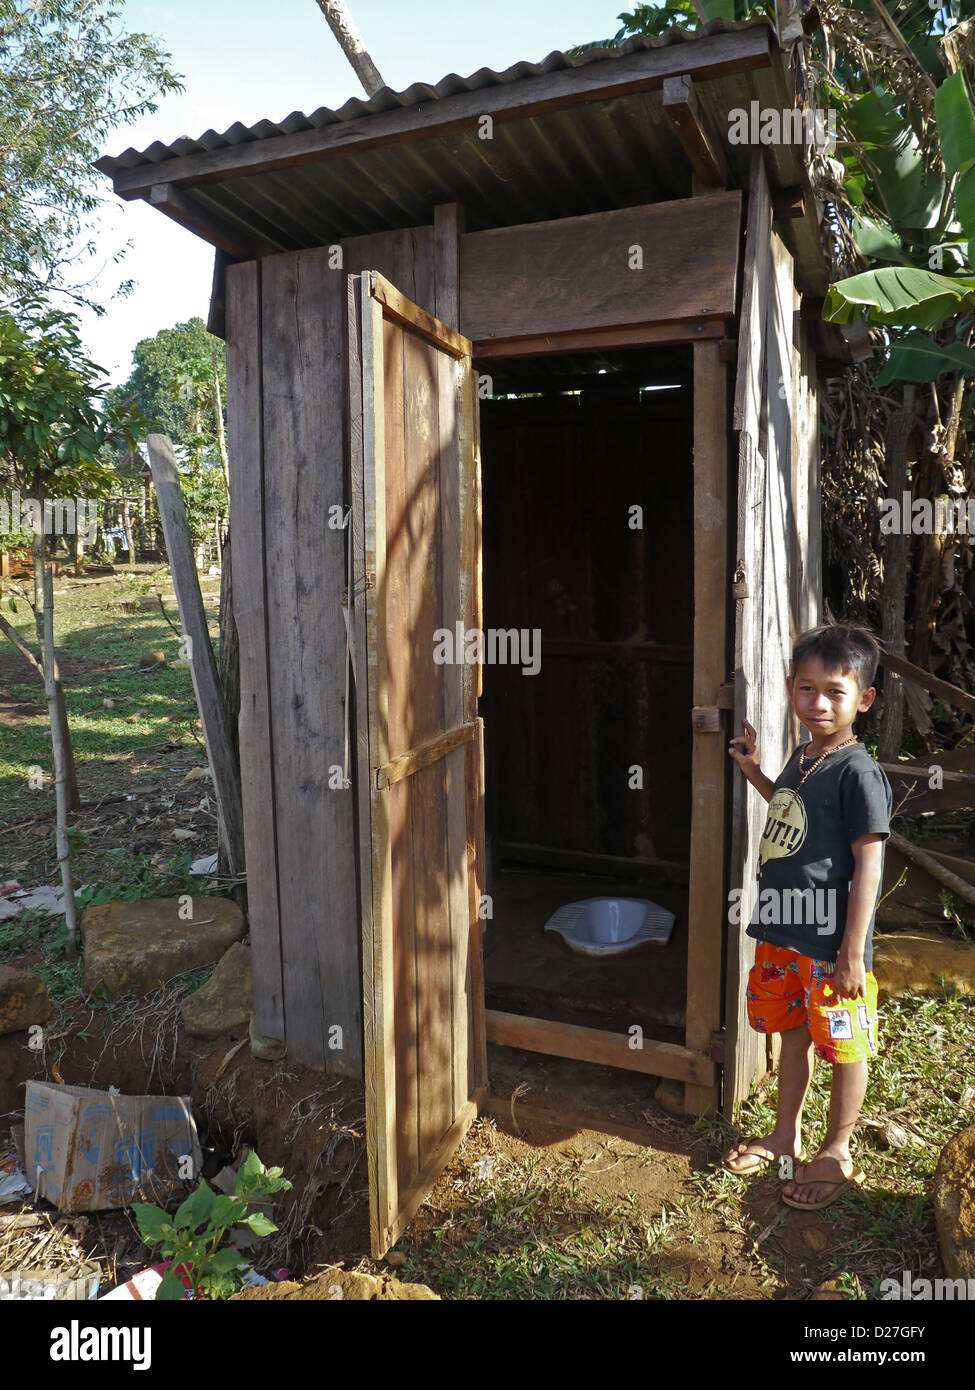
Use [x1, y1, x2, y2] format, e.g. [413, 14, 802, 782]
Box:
[23, 1082, 202, 1213]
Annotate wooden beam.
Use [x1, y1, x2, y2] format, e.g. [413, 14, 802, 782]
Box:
[662, 74, 731, 188]
[540, 639, 692, 663]
[207, 248, 232, 340]
[146, 433, 245, 880]
[474, 319, 725, 358]
[879, 649, 975, 720]
[103, 28, 776, 201]
[370, 271, 470, 357]
[485, 1011, 716, 1085]
[147, 184, 256, 258]
[889, 830, 975, 911]
[461, 196, 741, 347]
[878, 761, 975, 786]
[685, 336, 729, 1118]
[496, 840, 690, 882]
[772, 188, 806, 221]
[375, 720, 477, 791]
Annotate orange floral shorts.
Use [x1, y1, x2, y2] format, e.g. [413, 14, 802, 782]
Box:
[746, 940, 879, 1064]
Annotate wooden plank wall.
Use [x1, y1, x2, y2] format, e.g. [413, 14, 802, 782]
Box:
[226, 261, 284, 1040]
[479, 392, 693, 865]
[459, 195, 742, 345]
[763, 229, 799, 775]
[726, 152, 772, 1113]
[725, 151, 813, 1112]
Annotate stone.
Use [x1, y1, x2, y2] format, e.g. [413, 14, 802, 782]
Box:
[932, 1126, 975, 1282]
[230, 1269, 439, 1300]
[182, 942, 253, 1040]
[249, 1014, 286, 1062]
[654, 1078, 684, 1117]
[801, 1226, 829, 1253]
[873, 932, 975, 999]
[0, 964, 50, 1036]
[809, 1277, 847, 1300]
[82, 896, 246, 999]
[138, 651, 165, 669]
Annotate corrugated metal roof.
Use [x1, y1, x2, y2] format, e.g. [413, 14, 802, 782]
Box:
[95, 15, 829, 296]
[97, 18, 783, 175]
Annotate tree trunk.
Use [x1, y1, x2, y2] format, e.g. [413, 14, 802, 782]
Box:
[910, 377, 965, 671]
[212, 349, 230, 497]
[878, 387, 916, 760]
[31, 468, 81, 812]
[313, 0, 386, 96]
[43, 565, 78, 959]
[122, 498, 135, 568]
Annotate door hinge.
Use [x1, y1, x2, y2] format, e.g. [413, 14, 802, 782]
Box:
[716, 682, 735, 709]
[709, 1029, 726, 1065]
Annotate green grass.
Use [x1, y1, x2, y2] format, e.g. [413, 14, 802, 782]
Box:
[0, 568, 221, 828]
[395, 1151, 696, 1300]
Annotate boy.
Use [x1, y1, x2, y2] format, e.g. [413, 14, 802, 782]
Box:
[723, 623, 892, 1209]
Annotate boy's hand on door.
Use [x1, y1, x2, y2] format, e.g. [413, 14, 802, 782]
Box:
[728, 718, 760, 774]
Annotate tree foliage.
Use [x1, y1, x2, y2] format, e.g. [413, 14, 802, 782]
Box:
[0, 0, 183, 312]
[111, 316, 229, 542]
[0, 305, 144, 505]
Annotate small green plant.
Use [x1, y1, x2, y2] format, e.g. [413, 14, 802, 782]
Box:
[940, 889, 972, 940]
[132, 1151, 292, 1301]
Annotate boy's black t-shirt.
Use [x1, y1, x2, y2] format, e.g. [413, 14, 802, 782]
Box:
[745, 741, 892, 970]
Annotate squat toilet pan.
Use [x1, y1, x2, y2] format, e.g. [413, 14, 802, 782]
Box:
[543, 897, 675, 957]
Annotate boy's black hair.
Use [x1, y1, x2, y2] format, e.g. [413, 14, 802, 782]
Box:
[790, 623, 880, 693]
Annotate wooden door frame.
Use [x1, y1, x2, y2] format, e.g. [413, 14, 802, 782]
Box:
[476, 321, 726, 1105]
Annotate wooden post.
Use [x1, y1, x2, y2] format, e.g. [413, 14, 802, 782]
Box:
[147, 433, 245, 878]
[43, 565, 77, 959]
[685, 338, 729, 1117]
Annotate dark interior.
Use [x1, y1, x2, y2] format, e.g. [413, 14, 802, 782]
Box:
[477, 347, 695, 1042]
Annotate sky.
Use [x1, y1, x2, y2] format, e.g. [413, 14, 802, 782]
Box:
[84, 0, 626, 382]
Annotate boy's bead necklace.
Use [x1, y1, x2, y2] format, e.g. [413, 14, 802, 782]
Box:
[783, 735, 858, 811]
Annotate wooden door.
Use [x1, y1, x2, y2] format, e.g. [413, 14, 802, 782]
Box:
[347, 270, 488, 1258]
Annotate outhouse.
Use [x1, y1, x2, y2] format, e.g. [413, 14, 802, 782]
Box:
[99, 17, 858, 1255]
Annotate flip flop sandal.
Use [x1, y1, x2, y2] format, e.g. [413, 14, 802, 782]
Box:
[780, 1163, 865, 1210]
[722, 1142, 803, 1175]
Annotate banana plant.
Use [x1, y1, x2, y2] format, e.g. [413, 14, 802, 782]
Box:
[823, 21, 975, 382]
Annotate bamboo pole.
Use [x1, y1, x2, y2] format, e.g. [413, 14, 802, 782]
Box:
[42, 565, 77, 959]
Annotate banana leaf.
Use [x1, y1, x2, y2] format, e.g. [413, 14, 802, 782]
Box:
[875, 330, 975, 385]
[823, 266, 975, 329]
[935, 70, 975, 179]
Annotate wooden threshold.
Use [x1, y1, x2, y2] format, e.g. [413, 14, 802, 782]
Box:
[486, 1010, 715, 1085]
